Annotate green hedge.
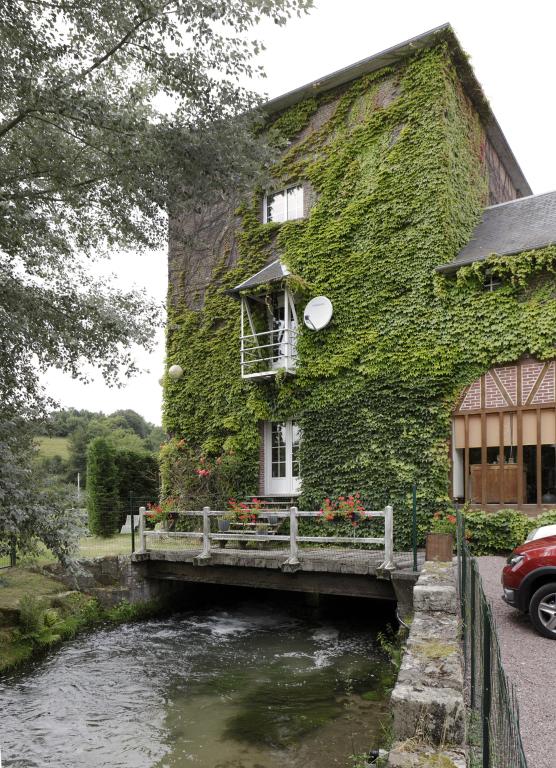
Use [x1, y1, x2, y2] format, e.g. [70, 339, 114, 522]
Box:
[86, 438, 119, 536]
[462, 508, 556, 555]
[87, 439, 159, 536]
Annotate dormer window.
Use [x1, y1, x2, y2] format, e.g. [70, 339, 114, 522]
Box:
[264, 185, 304, 223]
[483, 270, 502, 292]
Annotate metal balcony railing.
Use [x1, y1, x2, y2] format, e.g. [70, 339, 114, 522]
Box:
[240, 328, 297, 379]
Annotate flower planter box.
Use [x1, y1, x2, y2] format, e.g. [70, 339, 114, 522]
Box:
[425, 532, 454, 562]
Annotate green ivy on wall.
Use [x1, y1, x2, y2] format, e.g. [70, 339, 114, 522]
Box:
[164, 43, 556, 547]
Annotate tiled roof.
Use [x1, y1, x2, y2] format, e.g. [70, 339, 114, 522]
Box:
[232, 260, 289, 292]
[436, 191, 556, 274]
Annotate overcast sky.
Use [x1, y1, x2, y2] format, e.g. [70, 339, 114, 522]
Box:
[43, 0, 556, 425]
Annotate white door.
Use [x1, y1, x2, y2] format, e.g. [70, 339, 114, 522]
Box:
[264, 421, 301, 496]
[269, 291, 297, 371]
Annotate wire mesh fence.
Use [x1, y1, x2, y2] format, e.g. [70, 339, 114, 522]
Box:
[457, 511, 528, 768]
[0, 496, 155, 567]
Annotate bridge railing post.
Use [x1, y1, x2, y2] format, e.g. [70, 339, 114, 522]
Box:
[381, 504, 395, 570]
[199, 506, 211, 559]
[286, 506, 299, 565]
[138, 506, 146, 553]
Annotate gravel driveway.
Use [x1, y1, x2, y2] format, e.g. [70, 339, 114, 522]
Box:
[477, 556, 556, 768]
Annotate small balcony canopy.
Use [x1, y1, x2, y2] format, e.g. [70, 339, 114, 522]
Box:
[232, 259, 290, 294]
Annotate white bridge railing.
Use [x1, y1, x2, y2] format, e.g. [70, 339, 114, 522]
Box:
[138, 506, 395, 570]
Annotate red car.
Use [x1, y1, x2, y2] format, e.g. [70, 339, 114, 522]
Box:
[502, 535, 556, 639]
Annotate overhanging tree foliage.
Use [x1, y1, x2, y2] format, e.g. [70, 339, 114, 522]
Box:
[0, 0, 312, 558]
[1, 0, 312, 409]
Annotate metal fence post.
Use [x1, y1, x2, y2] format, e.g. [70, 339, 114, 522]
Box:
[130, 508, 135, 553]
[286, 506, 299, 565]
[470, 562, 476, 708]
[138, 507, 146, 553]
[200, 506, 211, 559]
[9, 536, 16, 567]
[461, 537, 468, 669]
[482, 600, 492, 768]
[382, 505, 395, 570]
[412, 483, 418, 571]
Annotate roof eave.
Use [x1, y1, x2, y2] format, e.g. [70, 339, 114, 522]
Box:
[436, 246, 544, 275]
[263, 23, 532, 198]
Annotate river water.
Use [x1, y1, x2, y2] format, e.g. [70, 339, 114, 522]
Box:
[0, 596, 394, 768]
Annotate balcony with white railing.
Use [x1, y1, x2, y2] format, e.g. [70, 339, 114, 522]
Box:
[239, 287, 298, 379]
[240, 327, 298, 378]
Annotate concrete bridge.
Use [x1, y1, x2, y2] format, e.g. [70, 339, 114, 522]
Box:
[131, 507, 422, 614]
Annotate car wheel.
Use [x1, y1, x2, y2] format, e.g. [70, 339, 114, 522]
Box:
[529, 583, 556, 639]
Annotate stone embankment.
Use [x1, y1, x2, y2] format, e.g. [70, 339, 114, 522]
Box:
[43, 555, 182, 607]
[387, 560, 466, 768]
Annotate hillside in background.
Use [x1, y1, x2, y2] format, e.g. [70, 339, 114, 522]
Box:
[36, 409, 165, 497]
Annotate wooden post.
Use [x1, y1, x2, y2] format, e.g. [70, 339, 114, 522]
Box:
[286, 506, 299, 565]
[200, 506, 211, 559]
[382, 505, 395, 570]
[138, 506, 146, 553]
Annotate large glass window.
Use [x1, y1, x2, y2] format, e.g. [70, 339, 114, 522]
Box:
[453, 408, 556, 507]
[264, 420, 301, 495]
[271, 423, 287, 478]
[264, 185, 304, 223]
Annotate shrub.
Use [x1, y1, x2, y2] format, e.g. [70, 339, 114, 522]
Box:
[18, 595, 47, 635]
[463, 508, 533, 555]
[425, 507, 556, 555]
[86, 437, 119, 536]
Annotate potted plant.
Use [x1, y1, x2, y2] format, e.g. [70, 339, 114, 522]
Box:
[145, 499, 177, 531]
[426, 511, 457, 562]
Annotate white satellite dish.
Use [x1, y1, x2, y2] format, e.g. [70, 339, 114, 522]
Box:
[303, 296, 333, 331]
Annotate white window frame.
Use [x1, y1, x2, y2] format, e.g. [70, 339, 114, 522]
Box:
[263, 420, 301, 496]
[263, 184, 304, 224]
[483, 270, 502, 292]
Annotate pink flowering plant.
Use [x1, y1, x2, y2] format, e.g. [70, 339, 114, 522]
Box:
[145, 497, 178, 528]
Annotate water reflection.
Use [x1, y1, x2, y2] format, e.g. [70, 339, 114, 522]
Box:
[0, 602, 393, 767]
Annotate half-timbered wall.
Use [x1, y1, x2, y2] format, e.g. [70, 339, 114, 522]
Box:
[453, 358, 556, 512]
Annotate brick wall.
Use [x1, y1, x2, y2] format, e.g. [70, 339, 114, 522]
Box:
[458, 358, 556, 412]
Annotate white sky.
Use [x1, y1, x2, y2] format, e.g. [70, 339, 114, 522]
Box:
[43, 0, 556, 425]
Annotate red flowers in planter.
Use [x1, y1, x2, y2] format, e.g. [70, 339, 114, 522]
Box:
[319, 492, 365, 525]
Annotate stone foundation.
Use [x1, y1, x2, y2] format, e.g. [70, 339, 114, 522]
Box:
[42, 556, 185, 608]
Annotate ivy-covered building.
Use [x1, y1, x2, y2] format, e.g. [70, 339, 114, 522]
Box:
[163, 24, 556, 542]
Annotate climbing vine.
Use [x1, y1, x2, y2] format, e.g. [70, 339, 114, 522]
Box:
[163, 43, 556, 546]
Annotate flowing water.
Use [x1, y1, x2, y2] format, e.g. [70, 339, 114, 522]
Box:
[0, 596, 394, 768]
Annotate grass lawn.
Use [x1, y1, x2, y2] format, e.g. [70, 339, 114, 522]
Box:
[0, 568, 64, 613]
[77, 534, 133, 558]
[0, 535, 133, 568]
[35, 435, 70, 460]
